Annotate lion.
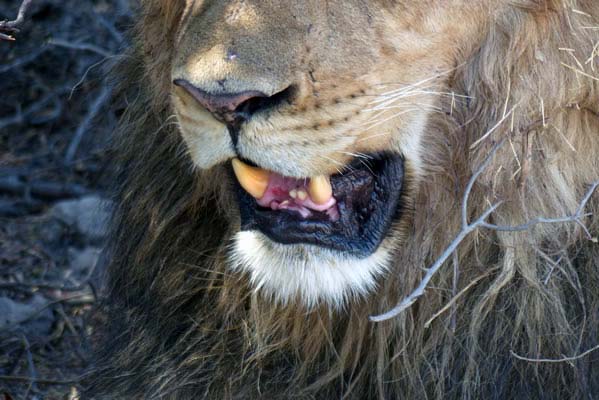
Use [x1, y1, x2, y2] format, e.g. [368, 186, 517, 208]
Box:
[86, 1, 599, 399]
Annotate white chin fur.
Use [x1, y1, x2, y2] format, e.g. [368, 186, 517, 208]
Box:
[229, 231, 392, 308]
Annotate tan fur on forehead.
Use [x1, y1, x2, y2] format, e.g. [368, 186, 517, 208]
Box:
[87, 1, 599, 399]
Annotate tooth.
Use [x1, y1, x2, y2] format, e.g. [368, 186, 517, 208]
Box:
[232, 158, 270, 199]
[289, 189, 298, 199]
[308, 175, 333, 205]
[297, 189, 308, 201]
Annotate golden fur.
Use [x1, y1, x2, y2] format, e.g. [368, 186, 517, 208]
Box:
[88, 1, 599, 398]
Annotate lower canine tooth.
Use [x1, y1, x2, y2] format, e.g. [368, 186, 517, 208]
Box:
[309, 175, 333, 205]
[231, 158, 270, 199]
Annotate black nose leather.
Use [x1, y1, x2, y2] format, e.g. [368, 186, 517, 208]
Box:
[174, 79, 268, 126]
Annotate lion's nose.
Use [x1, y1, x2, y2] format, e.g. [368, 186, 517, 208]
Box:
[173, 79, 289, 127]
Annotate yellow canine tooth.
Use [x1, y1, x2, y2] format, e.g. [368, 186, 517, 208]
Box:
[309, 175, 333, 205]
[232, 158, 270, 199]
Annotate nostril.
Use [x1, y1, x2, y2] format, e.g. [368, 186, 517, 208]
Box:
[236, 86, 294, 118]
[173, 79, 293, 125]
[173, 79, 267, 114]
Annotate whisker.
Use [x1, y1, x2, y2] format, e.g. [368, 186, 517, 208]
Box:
[378, 74, 447, 96]
[356, 131, 392, 143]
[365, 99, 439, 123]
[370, 87, 436, 104]
[371, 89, 471, 105]
[367, 90, 437, 109]
[367, 102, 444, 113]
[333, 151, 376, 174]
[362, 109, 420, 131]
[318, 154, 347, 175]
[369, 63, 464, 91]
[336, 150, 374, 162]
[364, 105, 430, 125]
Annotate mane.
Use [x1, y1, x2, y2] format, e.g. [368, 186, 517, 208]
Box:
[88, 1, 599, 398]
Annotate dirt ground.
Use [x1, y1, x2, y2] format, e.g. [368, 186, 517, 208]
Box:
[0, 1, 132, 398]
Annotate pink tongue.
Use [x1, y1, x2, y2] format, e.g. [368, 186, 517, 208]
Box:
[256, 174, 339, 221]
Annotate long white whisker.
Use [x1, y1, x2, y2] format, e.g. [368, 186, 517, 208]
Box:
[317, 154, 347, 175]
[364, 103, 444, 127]
[361, 104, 443, 126]
[337, 151, 374, 160]
[362, 109, 420, 130]
[377, 72, 449, 96]
[356, 131, 392, 143]
[367, 90, 438, 109]
[368, 102, 444, 113]
[371, 89, 472, 104]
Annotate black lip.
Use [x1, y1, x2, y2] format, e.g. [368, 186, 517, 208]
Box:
[234, 153, 405, 258]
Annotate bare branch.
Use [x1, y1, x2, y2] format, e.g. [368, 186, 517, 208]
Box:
[0, 46, 46, 73]
[461, 141, 503, 227]
[64, 84, 113, 163]
[0, 0, 34, 41]
[371, 138, 599, 323]
[481, 181, 599, 239]
[49, 38, 115, 58]
[370, 141, 505, 322]
[0, 91, 62, 130]
[370, 205, 501, 322]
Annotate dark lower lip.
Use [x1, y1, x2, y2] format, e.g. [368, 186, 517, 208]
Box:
[234, 153, 405, 257]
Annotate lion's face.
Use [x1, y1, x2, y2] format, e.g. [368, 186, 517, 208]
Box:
[170, 0, 487, 306]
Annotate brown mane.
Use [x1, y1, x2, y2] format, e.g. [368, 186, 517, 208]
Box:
[87, 1, 599, 398]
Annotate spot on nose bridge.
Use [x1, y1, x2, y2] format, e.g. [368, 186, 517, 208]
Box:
[186, 44, 234, 76]
[226, 48, 239, 62]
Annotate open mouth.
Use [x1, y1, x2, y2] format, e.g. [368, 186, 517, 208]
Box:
[232, 153, 405, 257]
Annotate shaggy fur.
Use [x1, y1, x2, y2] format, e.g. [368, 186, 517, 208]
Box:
[87, 1, 599, 399]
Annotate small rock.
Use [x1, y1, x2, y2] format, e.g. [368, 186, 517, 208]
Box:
[51, 195, 112, 242]
[68, 247, 102, 277]
[0, 295, 53, 334]
[35, 217, 67, 245]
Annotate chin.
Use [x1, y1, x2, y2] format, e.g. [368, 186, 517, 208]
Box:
[229, 231, 395, 308]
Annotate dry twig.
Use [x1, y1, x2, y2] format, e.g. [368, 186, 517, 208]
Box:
[480, 181, 599, 239]
[370, 141, 505, 322]
[64, 85, 113, 163]
[49, 39, 115, 58]
[371, 140, 599, 322]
